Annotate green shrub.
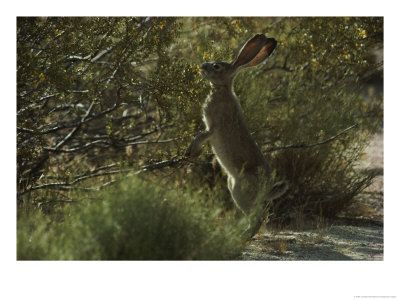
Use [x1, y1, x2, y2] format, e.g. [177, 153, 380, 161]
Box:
[17, 176, 248, 260]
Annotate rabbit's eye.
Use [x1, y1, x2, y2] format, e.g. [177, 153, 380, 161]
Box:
[213, 64, 221, 70]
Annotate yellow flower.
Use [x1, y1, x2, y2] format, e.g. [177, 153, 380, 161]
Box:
[231, 37, 238, 47]
[344, 54, 350, 61]
[311, 58, 318, 67]
[345, 17, 350, 24]
[232, 19, 240, 28]
[39, 72, 45, 81]
[310, 43, 315, 52]
[360, 29, 367, 39]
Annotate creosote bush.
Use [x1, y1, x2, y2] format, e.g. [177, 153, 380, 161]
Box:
[18, 176, 248, 260]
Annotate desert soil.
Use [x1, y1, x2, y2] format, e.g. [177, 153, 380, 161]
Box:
[240, 133, 384, 260]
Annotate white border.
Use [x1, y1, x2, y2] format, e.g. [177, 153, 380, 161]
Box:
[2, 1, 399, 299]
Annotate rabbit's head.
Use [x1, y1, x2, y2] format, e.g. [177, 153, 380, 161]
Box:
[200, 61, 236, 86]
[201, 34, 277, 87]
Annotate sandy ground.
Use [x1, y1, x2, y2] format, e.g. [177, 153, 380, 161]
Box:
[241, 133, 384, 260]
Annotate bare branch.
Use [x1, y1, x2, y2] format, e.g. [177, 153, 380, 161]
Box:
[17, 93, 61, 116]
[17, 127, 34, 133]
[51, 101, 95, 151]
[44, 124, 176, 153]
[135, 156, 185, 173]
[19, 167, 134, 195]
[263, 124, 358, 153]
[18, 155, 186, 195]
[126, 136, 184, 146]
[44, 139, 109, 153]
[91, 46, 114, 63]
[39, 100, 120, 135]
[62, 46, 113, 65]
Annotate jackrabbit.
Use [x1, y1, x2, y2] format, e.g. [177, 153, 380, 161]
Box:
[185, 34, 287, 223]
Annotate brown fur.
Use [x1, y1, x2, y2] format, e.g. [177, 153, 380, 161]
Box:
[186, 34, 287, 215]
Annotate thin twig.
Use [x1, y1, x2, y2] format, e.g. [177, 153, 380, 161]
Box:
[39, 101, 121, 135]
[135, 156, 185, 174]
[263, 124, 358, 153]
[18, 156, 187, 195]
[43, 124, 176, 153]
[52, 101, 95, 150]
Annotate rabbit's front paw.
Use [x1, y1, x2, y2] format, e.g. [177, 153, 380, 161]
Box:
[185, 142, 201, 157]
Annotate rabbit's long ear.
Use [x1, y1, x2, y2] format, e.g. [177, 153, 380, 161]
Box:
[232, 34, 277, 69]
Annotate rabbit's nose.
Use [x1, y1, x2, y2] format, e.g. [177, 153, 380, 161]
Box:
[200, 63, 210, 71]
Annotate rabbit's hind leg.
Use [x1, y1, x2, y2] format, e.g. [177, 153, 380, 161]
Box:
[228, 173, 259, 215]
